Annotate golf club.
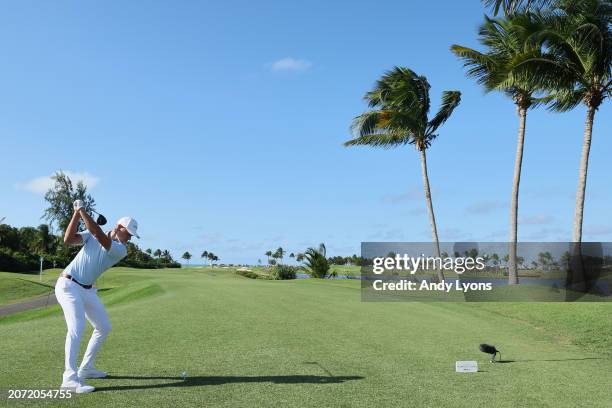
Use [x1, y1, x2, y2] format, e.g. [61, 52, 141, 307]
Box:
[90, 209, 107, 226]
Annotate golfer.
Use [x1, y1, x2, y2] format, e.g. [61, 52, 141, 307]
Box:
[55, 200, 139, 393]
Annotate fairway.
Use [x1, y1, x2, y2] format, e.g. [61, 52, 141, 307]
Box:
[1, 267, 611, 407]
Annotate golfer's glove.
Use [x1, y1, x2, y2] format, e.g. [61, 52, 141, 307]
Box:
[73, 200, 85, 211]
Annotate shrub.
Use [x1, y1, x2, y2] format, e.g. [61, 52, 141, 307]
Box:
[236, 269, 261, 279]
[0, 248, 39, 272]
[270, 264, 297, 280]
[303, 243, 330, 278]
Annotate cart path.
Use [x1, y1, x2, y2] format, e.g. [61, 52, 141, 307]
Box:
[0, 293, 58, 317]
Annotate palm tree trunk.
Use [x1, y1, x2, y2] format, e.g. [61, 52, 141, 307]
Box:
[572, 106, 596, 243]
[567, 106, 596, 293]
[419, 148, 444, 282]
[508, 106, 527, 285]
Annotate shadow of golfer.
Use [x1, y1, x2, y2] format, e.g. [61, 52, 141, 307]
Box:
[96, 375, 364, 392]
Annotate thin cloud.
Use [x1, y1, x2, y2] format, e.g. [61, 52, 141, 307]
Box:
[584, 225, 612, 237]
[519, 215, 555, 225]
[464, 200, 505, 215]
[269, 57, 312, 72]
[524, 227, 567, 240]
[382, 187, 422, 204]
[18, 171, 99, 194]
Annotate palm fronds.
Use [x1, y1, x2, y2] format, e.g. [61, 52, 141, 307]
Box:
[344, 67, 461, 151]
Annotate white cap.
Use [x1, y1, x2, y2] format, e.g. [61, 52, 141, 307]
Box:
[117, 217, 140, 238]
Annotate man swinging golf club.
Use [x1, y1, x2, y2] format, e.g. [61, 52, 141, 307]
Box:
[56, 200, 139, 393]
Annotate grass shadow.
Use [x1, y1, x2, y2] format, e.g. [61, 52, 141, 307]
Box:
[96, 374, 364, 392]
[495, 357, 603, 364]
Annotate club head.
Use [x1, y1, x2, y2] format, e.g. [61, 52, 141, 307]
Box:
[96, 214, 107, 226]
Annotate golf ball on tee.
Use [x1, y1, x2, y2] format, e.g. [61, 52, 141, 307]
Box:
[181, 371, 187, 379]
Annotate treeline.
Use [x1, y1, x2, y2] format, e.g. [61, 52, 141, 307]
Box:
[327, 255, 366, 266]
[0, 222, 180, 273]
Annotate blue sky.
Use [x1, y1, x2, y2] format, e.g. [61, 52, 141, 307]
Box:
[1, 0, 611, 264]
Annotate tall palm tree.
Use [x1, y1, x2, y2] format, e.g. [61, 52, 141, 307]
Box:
[345, 67, 461, 282]
[265, 250, 272, 265]
[534, 0, 612, 244]
[451, 13, 545, 284]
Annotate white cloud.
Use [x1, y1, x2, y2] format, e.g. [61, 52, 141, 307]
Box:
[269, 57, 312, 72]
[18, 171, 100, 194]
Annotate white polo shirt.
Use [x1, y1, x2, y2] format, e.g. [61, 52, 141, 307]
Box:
[62, 230, 127, 285]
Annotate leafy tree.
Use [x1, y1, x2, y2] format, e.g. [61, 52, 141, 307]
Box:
[43, 171, 96, 232]
[345, 67, 461, 282]
[296, 253, 305, 262]
[18, 227, 39, 254]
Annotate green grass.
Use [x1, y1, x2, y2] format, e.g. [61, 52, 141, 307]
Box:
[0, 270, 58, 305]
[1, 267, 611, 407]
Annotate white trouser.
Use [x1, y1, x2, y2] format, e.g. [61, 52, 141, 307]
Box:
[55, 277, 112, 384]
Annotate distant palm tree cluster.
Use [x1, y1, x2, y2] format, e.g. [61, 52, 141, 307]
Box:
[345, 0, 611, 285]
[264, 247, 289, 265]
[201, 250, 219, 266]
[264, 244, 332, 278]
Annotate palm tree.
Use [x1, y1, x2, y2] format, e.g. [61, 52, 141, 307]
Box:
[182, 251, 192, 266]
[37, 224, 53, 254]
[451, 13, 545, 284]
[491, 253, 501, 272]
[201, 250, 209, 266]
[303, 243, 330, 278]
[207, 252, 216, 266]
[154, 249, 162, 259]
[265, 250, 272, 265]
[533, 0, 612, 244]
[345, 67, 461, 282]
[296, 253, 305, 262]
[483, 0, 555, 15]
[274, 247, 285, 264]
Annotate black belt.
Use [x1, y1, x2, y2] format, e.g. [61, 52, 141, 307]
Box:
[61, 273, 93, 289]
